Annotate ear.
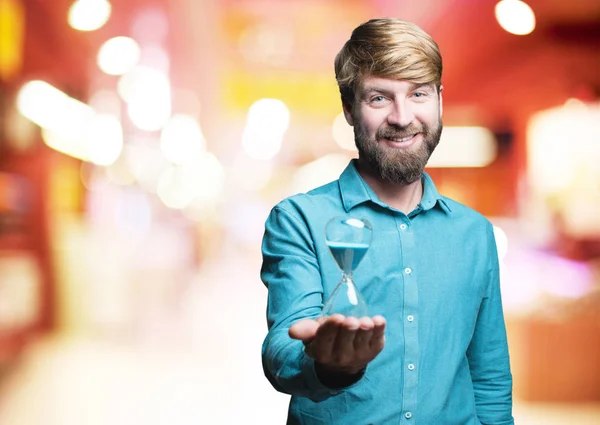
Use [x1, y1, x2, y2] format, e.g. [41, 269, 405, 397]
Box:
[438, 85, 444, 117]
[342, 102, 354, 126]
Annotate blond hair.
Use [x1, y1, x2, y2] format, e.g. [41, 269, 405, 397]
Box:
[334, 18, 443, 107]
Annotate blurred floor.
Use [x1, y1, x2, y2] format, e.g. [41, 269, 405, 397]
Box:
[0, 237, 599, 424]
[1, 334, 600, 425]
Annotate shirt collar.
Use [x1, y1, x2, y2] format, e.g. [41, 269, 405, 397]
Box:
[339, 159, 452, 214]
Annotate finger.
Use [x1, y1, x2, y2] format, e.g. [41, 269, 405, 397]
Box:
[372, 315, 386, 328]
[353, 317, 374, 353]
[312, 316, 344, 362]
[333, 317, 360, 365]
[370, 315, 386, 352]
[289, 319, 320, 341]
[303, 340, 315, 359]
[358, 316, 374, 330]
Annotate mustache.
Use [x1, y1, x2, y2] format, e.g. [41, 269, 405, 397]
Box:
[376, 125, 423, 140]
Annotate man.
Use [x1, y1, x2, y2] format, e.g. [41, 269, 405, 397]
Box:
[260, 18, 514, 425]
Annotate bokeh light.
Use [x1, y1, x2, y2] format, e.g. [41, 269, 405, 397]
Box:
[495, 0, 536, 35]
[68, 0, 112, 32]
[242, 98, 290, 160]
[97, 36, 141, 76]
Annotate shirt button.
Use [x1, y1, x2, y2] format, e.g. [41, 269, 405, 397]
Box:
[408, 363, 415, 370]
[404, 267, 412, 275]
[405, 412, 412, 419]
[399, 223, 407, 231]
[407, 315, 414, 322]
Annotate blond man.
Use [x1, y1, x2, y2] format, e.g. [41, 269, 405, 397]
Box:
[261, 18, 514, 425]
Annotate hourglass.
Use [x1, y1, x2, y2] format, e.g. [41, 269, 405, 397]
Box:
[321, 216, 372, 318]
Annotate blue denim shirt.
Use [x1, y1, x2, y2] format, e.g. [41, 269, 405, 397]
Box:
[261, 160, 514, 425]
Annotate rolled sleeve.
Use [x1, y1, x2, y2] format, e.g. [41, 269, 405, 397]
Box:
[260, 204, 346, 401]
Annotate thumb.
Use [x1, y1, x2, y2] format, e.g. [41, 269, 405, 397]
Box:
[289, 319, 320, 341]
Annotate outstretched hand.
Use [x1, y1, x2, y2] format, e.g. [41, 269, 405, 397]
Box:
[289, 314, 386, 375]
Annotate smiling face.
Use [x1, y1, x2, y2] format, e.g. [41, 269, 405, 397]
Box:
[344, 75, 443, 185]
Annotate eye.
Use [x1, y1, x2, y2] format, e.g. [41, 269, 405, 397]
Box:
[369, 95, 389, 106]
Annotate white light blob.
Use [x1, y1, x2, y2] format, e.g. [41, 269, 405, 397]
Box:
[86, 114, 123, 166]
[427, 126, 497, 168]
[97, 36, 141, 76]
[68, 0, 111, 32]
[17, 80, 93, 130]
[495, 0, 536, 36]
[242, 98, 290, 160]
[17, 80, 123, 164]
[119, 66, 171, 131]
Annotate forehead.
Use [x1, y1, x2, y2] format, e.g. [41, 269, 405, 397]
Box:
[357, 75, 434, 94]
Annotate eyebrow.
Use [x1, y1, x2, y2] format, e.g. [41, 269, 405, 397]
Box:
[361, 82, 436, 96]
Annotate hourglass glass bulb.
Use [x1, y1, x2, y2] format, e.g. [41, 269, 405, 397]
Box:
[322, 217, 372, 318]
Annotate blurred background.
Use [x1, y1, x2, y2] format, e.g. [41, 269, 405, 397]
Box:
[0, 0, 599, 423]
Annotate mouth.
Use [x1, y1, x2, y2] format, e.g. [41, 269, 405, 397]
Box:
[381, 133, 419, 148]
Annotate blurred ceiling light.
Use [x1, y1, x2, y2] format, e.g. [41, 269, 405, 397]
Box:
[97, 36, 141, 75]
[292, 153, 352, 195]
[427, 126, 497, 168]
[119, 66, 171, 131]
[41, 114, 123, 166]
[495, 0, 536, 35]
[242, 98, 290, 160]
[117, 66, 167, 103]
[528, 103, 599, 194]
[42, 127, 90, 162]
[160, 114, 206, 164]
[68, 0, 111, 32]
[17, 80, 92, 129]
[332, 112, 356, 151]
[17, 80, 123, 165]
[86, 114, 123, 165]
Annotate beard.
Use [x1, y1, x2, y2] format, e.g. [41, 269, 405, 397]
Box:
[354, 118, 443, 185]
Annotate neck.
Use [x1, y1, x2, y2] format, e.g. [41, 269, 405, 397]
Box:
[356, 161, 424, 214]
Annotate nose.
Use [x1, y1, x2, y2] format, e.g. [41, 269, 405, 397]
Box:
[387, 99, 415, 127]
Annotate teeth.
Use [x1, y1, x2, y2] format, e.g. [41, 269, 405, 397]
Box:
[394, 135, 414, 143]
